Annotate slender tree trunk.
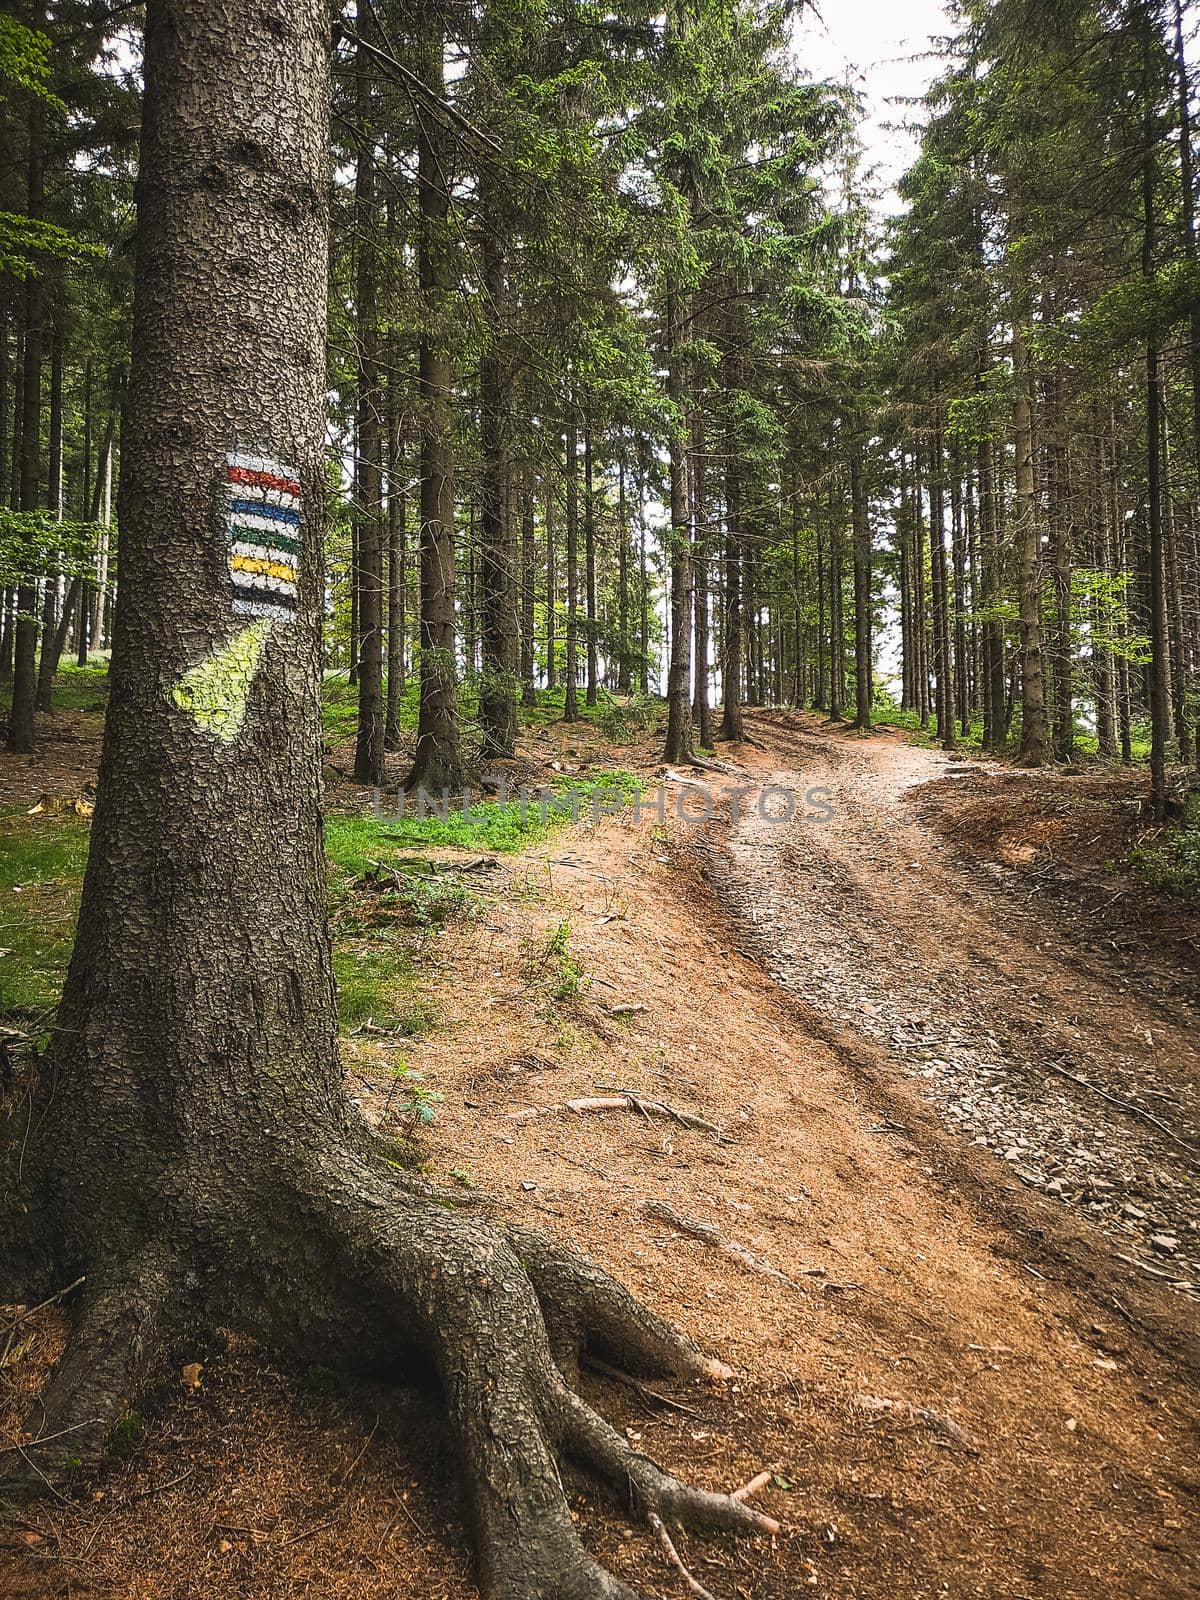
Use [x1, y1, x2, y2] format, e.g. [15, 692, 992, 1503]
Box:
[928, 428, 955, 751]
[478, 169, 518, 758]
[662, 286, 694, 762]
[563, 417, 580, 721]
[828, 489, 844, 723]
[583, 409, 598, 707]
[616, 456, 630, 693]
[850, 425, 871, 730]
[691, 431, 713, 747]
[353, 29, 385, 784]
[545, 479, 557, 691]
[520, 465, 536, 706]
[950, 451, 970, 735]
[35, 307, 65, 712]
[719, 413, 743, 740]
[405, 35, 464, 793]
[9, 57, 46, 753]
[385, 402, 407, 752]
[1013, 326, 1049, 766]
[1143, 13, 1170, 816]
[1163, 419, 1193, 761]
[1046, 373, 1074, 761]
[637, 455, 649, 697]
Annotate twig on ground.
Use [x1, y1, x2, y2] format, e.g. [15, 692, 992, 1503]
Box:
[0, 1277, 85, 1371]
[642, 1201, 809, 1292]
[511, 1094, 724, 1139]
[647, 1510, 718, 1600]
[585, 1357, 703, 1417]
[1039, 1058, 1200, 1165]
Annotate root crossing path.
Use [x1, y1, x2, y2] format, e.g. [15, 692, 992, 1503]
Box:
[716, 711, 1200, 1314]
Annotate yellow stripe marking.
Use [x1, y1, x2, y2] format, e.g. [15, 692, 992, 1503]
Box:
[230, 553, 296, 583]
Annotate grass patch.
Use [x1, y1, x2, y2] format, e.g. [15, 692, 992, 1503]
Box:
[1130, 794, 1200, 896]
[0, 660, 111, 718]
[326, 770, 642, 862]
[332, 944, 432, 1034]
[0, 812, 90, 1023]
[866, 699, 987, 751]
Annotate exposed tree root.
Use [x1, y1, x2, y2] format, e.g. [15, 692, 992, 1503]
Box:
[2, 1149, 778, 1600]
[1, 1249, 174, 1502]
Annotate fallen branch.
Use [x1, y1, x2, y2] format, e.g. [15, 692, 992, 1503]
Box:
[585, 1357, 702, 1417]
[511, 1094, 724, 1140]
[0, 1277, 86, 1371]
[648, 1510, 717, 1600]
[1039, 1059, 1200, 1166]
[854, 1393, 980, 1455]
[642, 1202, 808, 1293]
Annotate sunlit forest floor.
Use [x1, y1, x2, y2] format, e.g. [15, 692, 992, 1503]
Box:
[2, 667, 1198, 1599]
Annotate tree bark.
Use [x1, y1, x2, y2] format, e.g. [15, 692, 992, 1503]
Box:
[583, 407, 598, 707]
[9, 49, 46, 754]
[478, 167, 518, 758]
[616, 455, 630, 693]
[663, 289, 693, 762]
[719, 402, 744, 740]
[353, 26, 385, 785]
[405, 34, 465, 793]
[1012, 326, 1048, 767]
[520, 463, 537, 707]
[385, 398, 407, 752]
[563, 416, 580, 721]
[850, 424, 871, 731]
[1142, 9, 1170, 816]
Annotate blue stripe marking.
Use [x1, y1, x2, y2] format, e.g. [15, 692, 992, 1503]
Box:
[228, 498, 302, 525]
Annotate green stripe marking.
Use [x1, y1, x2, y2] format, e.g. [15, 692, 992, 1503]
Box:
[228, 524, 303, 556]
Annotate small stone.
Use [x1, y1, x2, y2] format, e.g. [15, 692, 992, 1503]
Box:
[1150, 1234, 1179, 1253]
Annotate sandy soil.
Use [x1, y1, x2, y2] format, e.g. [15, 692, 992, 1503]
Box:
[2, 707, 1198, 1600]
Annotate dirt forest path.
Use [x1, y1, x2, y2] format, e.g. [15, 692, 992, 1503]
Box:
[5, 707, 1200, 1600]
[718, 711, 1200, 1318]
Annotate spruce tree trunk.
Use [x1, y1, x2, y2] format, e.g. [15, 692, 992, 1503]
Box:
[9, 60, 45, 754]
[478, 171, 518, 758]
[0, 10, 771, 1597]
[406, 34, 465, 792]
[583, 411, 599, 707]
[353, 28, 386, 785]
[849, 428, 871, 731]
[385, 402, 407, 752]
[1012, 326, 1048, 766]
[616, 457, 630, 693]
[545, 478, 557, 690]
[637, 454, 649, 696]
[35, 310, 65, 714]
[563, 417, 580, 720]
[692, 438, 713, 746]
[719, 410, 744, 740]
[928, 427, 955, 751]
[520, 465, 537, 707]
[663, 291, 694, 762]
[1047, 373, 1074, 762]
[949, 454, 970, 736]
[828, 499, 844, 723]
[1142, 13, 1170, 817]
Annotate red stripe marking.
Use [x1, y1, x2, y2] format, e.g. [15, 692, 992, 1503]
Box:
[227, 464, 302, 497]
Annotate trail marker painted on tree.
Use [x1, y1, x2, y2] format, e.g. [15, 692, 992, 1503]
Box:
[225, 450, 302, 623]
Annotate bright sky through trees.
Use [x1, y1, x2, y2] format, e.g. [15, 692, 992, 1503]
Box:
[794, 0, 952, 207]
